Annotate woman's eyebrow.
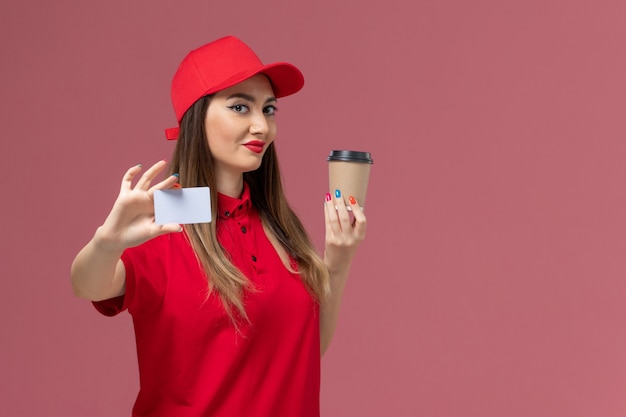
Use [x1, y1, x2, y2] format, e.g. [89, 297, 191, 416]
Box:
[226, 93, 277, 103]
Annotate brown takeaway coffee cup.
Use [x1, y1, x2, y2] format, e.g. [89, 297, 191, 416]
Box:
[327, 150, 373, 209]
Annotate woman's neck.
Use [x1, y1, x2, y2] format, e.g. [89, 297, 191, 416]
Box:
[215, 172, 244, 198]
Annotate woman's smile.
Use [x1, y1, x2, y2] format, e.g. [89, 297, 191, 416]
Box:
[243, 140, 266, 154]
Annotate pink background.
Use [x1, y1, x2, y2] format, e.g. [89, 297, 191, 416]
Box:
[2, 0, 626, 415]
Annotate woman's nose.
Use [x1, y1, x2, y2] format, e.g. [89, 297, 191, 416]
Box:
[249, 112, 269, 135]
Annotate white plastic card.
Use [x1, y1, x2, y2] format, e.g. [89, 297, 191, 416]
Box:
[154, 187, 212, 225]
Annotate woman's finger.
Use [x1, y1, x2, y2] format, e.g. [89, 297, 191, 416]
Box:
[135, 160, 168, 190]
[157, 223, 184, 235]
[120, 164, 144, 192]
[148, 173, 180, 196]
[333, 190, 351, 230]
[324, 193, 341, 236]
[348, 195, 367, 236]
[323, 193, 332, 228]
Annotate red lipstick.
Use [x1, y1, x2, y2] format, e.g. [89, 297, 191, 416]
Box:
[244, 140, 265, 154]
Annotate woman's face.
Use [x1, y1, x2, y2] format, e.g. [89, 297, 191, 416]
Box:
[204, 74, 278, 179]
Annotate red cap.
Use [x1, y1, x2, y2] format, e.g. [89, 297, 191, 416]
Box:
[165, 36, 304, 140]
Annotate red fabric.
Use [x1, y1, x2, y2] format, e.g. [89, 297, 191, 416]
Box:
[93, 184, 320, 416]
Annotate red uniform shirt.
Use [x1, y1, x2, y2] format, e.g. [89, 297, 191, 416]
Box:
[94, 184, 321, 416]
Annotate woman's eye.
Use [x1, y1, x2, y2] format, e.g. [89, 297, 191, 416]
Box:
[264, 105, 278, 115]
[228, 104, 249, 113]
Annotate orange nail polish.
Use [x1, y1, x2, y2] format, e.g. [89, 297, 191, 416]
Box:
[173, 183, 182, 189]
[349, 196, 356, 205]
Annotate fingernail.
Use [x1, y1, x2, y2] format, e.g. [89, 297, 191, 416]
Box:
[178, 226, 183, 232]
[136, 164, 142, 168]
[173, 173, 179, 177]
[349, 196, 356, 205]
[325, 193, 332, 201]
[173, 183, 182, 189]
[335, 189, 341, 198]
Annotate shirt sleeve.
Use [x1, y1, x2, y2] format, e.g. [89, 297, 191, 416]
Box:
[92, 295, 125, 316]
[91, 249, 137, 316]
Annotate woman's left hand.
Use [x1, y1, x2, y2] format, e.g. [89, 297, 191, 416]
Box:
[320, 189, 367, 354]
[323, 190, 367, 273]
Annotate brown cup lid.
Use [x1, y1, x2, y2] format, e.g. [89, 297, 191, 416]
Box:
[327, 150, 373, 164]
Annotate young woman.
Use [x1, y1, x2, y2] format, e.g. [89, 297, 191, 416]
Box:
[71, 35, 366, 416]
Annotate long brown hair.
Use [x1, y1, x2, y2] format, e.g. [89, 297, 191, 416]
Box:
[168, 95, 330, 325]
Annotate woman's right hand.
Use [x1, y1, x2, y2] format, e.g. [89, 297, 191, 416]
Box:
[71, 160, 182, 301]
[94, 160, 182, 252]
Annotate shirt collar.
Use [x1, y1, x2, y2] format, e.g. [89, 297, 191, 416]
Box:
[217, 182, 252, 220]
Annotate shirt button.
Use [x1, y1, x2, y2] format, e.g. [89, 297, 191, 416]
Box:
[224, 211, 230, 217]
[238, 205, 243, 210]
[241, 226, 247, 233]
[251, 255, 257, 262]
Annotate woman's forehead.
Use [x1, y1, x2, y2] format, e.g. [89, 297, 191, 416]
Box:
[215, 74, 276, 100]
